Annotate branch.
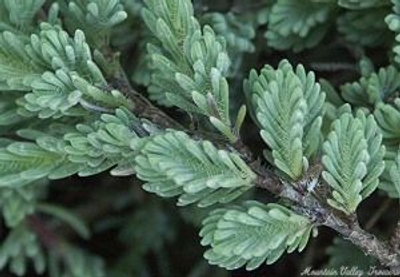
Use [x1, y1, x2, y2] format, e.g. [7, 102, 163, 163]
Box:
[325, 214, 400, 268]
[109, 58, 186, 130]
[103, 49, 400, 269]
[254, 162, 400, 268]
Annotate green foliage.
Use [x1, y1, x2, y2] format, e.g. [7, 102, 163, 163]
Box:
[266, 0, 335, 52]
[375, 101, 400, 144]
[201, 12, 255, 55]
[0, 180, 46, 227]
[48, 246, 106, 277]
[337, 8, 392, 47]
[0, 224, 46, 276]
[245, 60, 325, 180]
[110, 199, 177, 277]
[386, 0, 400, 64]
[341, 65, 400, 108]
[134, 131, 256, 207]
[0, 107, 142, 187]
[338, 0, 390, 9]
[0, 31, 44, 91]
[390, 151, 400, 197]
[0, 142, 65, 187]
[60, 107, 144, 177]
[0, 0, 45, 33]
[57, 0, 128, 48]
[341, 64, 400, 198]
[142, 0, 246, 141]
[322, 111, 385, 214]
[200, 201, 315, 270]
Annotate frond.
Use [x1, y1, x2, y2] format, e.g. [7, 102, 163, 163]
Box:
[200, 201, 315, 270]
[0, 0, 45, 32]
[201, 12, 255, 55]
[11, 24, 134, 118]
[356, 111, 385, 198]
[245, 60, 325, 180]
[19, 70, 86, 119]
[386, 0, 400, 64]
[265, 0, 335, 52]
[338, 8, 392, 47]
[57, 0, 127, 47]
[322, 111, 384, 214]
[26, 24, 104, 79]
[0, 224, 46, 276]
[0, 108, 142, 184]
[134, 131, 256, 207]
[374, 100, 400, 144]
[341, 65, 400, 108]
[0, 180, 46, 227]
[142, 0, 238, 138]
[60, 107, 143, 177]
[0, 142, 65, 187]
[0, 31, 45, 90]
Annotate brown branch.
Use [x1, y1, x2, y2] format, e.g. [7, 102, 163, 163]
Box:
[253, 163, 400, 268]
[325, 214, 400, 268]
[110, 63, 186, 130]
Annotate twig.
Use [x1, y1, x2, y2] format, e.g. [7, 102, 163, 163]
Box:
[254, 164, 400, 268]
[112, 66, 186, 130]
